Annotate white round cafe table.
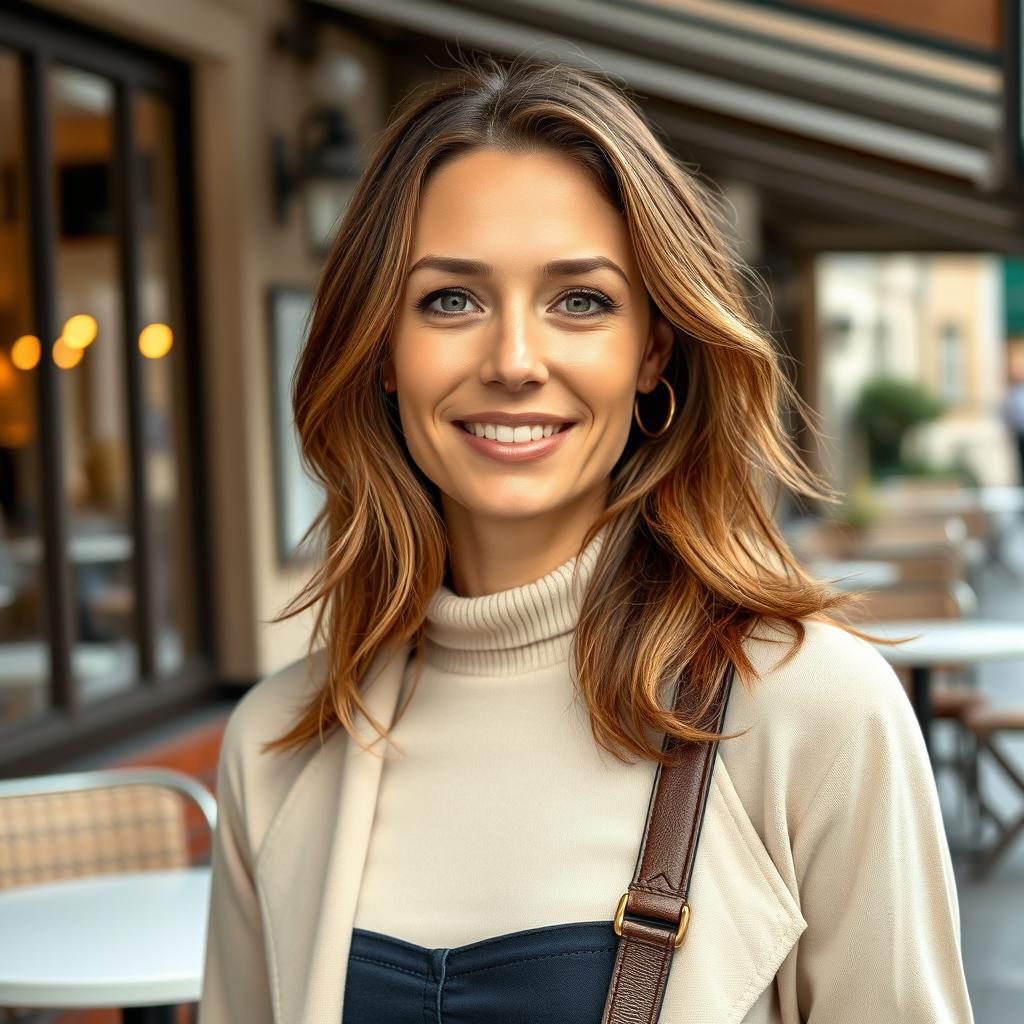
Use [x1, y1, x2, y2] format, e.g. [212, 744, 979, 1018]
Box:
[0, 867, 209, 1021]
[808, 559, 900, 591]
[868, 620, 1024, 759]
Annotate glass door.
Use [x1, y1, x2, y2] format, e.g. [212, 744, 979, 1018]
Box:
[0, 3, 209, 768]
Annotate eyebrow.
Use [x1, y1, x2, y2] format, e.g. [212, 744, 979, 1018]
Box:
[406, 255, 631, 287]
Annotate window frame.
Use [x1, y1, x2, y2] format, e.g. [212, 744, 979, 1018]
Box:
[0, 0, 214, 775]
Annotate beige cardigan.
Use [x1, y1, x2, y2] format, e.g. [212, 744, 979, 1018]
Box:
[198, 618, 974, 1023]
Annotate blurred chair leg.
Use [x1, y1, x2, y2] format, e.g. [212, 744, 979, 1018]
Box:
[942, 726, 989, 859]
[960, 729, 983, 833]
[972, 734, 1024, 878]
[930, 676, 987, 840]
[953, 724, 969, 827]
[975, 786, 1008, 834]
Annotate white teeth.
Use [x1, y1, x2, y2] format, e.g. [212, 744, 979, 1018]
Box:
[461, 422, 566, 443]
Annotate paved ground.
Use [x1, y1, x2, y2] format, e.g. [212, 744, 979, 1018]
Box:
[930, 517, 1024, 1023]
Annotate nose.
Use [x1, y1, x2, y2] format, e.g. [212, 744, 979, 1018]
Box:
[478, 301, 550, 391]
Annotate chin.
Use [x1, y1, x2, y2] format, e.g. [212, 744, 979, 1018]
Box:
[458, 492, 567, 522]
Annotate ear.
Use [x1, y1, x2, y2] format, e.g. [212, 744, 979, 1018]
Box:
[381, 357, 396, 393]
[637, 314, 675, 394]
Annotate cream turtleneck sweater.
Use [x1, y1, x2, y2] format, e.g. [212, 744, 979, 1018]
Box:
[202, 526, 975, 1022]
[351, 527, 661, 947]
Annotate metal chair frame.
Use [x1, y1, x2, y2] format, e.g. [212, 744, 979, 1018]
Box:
[0, 767, 217, 838]
[962, 720, 1024, 876]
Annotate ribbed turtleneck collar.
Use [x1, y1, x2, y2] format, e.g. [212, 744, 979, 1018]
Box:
[423, 527, 608, 676]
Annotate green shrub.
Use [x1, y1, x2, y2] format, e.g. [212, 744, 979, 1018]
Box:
[852, 377, 945, 478]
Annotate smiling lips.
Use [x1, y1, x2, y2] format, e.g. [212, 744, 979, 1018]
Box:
[453, 417, 575, 462]
[459, 421, 567, 443]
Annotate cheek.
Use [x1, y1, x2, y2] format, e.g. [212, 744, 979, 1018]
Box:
[390, 328, 462, 411]
[388, 329, 467, 474]
[571, 342, 643, 413]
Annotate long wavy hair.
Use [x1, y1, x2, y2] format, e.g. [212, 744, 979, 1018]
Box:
[265, 53, 862, 766]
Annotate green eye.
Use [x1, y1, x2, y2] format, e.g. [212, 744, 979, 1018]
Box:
[416, 288, 481, 317]
[438, 293, 469, 312]
[563, 294, 596, 314]
[559, 290, 619, 316]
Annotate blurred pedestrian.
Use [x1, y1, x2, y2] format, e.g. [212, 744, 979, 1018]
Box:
[1002, 375, 1024, 484]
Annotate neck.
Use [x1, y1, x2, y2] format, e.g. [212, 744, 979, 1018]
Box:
[440, 484, 609, 597]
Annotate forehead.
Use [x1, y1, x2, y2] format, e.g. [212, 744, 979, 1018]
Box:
[412, 146, 635, 272]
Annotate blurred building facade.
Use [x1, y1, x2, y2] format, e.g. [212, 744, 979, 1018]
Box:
[0, 0, 1022, 772]
[816, 252, 1013, 490]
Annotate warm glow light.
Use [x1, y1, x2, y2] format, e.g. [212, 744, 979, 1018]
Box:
[138, 322, 173, 359]
[0, 352, 30, 448]
[0, 352, 14, 392]
[11, 335, 41, 370]
[53, 336, 84, 369]
[62, 314, 98, 349]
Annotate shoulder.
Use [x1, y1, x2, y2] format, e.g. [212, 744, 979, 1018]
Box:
[216, 648, 331, 853]
[722, 616, 921, 818]
[220, 647, 328, 756]
[734, 615, 909, 736]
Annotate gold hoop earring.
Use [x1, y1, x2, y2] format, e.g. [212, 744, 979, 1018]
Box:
[633, 375, 676, 438]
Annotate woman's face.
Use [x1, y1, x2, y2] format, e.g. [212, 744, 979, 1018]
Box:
[384, 146, 673, 529]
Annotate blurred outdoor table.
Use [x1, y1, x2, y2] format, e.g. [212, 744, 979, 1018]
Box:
[874, 485, 1024, 572]
[876, 484, 1024, 517]
[808, 558, 900, 590]
[0, 866, 210, 1023]
[845, 532, 962, 560]
[867, 619, 1024, 760]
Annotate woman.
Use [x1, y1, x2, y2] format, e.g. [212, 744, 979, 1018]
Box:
[199, 56, 973, 1023]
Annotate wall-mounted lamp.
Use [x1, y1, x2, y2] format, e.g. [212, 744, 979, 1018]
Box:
[272, 103, 360, 258]
[270, 25, 366, 258]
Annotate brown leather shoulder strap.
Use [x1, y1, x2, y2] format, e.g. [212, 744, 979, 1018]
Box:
[601, 659, 736, 1024]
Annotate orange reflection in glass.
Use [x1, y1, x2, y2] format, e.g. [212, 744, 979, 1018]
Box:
[11, 334, 41, 370]
[62, 314, 98, 349]
[138, 322, 173, 359]
[53, 336, 84, 369]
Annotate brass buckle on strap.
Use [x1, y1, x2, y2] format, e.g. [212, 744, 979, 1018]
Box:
[613, 892, 690, 948]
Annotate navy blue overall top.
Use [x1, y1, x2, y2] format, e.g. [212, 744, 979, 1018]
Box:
[343, 919, 621, 1023]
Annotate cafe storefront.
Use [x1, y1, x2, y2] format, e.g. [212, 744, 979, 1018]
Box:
[1, 0, 1021, 774]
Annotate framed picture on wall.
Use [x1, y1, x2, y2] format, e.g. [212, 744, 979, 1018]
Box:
[267, 286, 323, 566]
